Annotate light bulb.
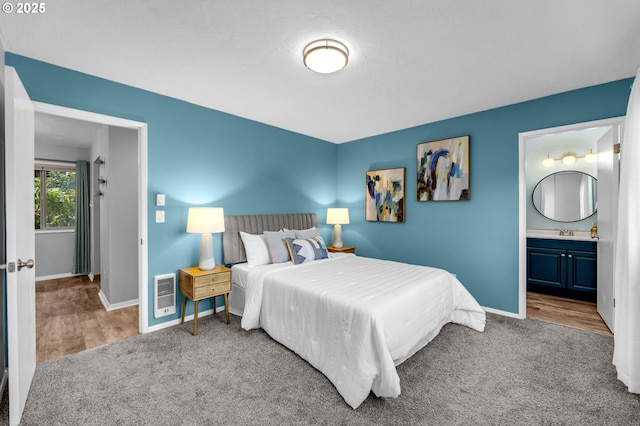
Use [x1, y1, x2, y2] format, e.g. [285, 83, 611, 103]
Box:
[585, 149, 597, 164]
[562, 153, 576, 166]
[542, 154, 555, 168]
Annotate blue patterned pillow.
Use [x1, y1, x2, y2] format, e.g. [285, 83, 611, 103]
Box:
[284, 236, 329, 264]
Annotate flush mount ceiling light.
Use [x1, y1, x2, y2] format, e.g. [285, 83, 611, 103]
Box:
[303, 39, 349, 74]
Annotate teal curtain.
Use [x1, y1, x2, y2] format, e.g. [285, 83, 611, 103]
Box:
[73, 160, 91, 275]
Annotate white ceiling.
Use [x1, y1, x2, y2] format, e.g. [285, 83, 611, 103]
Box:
[2, 1, 640, 144]
[35, 112, 103, 148]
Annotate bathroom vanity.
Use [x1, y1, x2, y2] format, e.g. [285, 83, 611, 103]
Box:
[527, 234, 597, 302]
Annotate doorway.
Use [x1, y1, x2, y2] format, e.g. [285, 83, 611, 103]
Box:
[518, 117, 624, 333]
[32, 102, 149, 338]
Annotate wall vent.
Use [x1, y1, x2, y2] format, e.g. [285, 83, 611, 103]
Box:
[154, 273, 176, 318]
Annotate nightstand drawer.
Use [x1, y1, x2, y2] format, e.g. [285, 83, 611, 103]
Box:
[194, 272, 231, 287]
[327, 245, 356, 254]
[193, 281, 231, 299]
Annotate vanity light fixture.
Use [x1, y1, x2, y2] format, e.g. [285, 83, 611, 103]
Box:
[542, 150, 596, 167]
[303, 39, 349, 74]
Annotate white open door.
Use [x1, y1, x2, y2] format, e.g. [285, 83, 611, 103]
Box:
[597, 126, 620, 333]
[5, 66, 36, 425]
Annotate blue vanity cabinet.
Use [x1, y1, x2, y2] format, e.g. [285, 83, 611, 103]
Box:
[527, 238, 596, 302]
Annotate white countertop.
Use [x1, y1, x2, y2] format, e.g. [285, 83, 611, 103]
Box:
[526, 229, 597, 241]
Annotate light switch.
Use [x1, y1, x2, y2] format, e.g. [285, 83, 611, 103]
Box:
[156, 211, 165, 223]
[156, 193, 166, 206]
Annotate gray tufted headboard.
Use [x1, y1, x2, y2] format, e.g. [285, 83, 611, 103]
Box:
[223, 213, 318, 265]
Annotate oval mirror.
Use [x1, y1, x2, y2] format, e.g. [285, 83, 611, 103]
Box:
[532, 171, 597, 222]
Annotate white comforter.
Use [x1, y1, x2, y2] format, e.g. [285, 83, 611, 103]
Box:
[240, 254, 486, 408]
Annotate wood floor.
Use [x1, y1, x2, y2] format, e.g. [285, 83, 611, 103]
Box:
[526, 291, 612, 336]
[36, 275, 139, 363]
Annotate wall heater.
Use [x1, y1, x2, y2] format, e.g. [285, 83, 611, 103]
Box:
[154, 273, 176, 318]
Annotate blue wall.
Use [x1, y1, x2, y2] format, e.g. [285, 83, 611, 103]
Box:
[7, 52, 633, 319]
[6, 53, 337, 327]
[336, 79, 632, 313]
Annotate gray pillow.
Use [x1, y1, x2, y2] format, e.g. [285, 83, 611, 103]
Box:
[263, 230, 296, 263]
[294, 227, 320, 239]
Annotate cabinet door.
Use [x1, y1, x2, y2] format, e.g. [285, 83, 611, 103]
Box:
[567, 250, 597, 292]
[527, 247, 565, 288]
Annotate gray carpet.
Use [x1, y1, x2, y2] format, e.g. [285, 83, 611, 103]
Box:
[2, 313, 639, 425]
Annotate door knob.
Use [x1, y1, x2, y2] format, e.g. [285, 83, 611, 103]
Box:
[17, 259, 35, 271]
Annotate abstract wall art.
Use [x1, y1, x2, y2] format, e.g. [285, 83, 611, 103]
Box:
[366, 167, 405, 222]
[417, 135, 470, 201]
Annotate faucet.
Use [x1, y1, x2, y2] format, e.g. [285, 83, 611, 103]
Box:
[559, 229, 574, 236]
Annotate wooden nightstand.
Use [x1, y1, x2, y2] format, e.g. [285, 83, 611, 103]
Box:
[327, 245, 356, 254]
[179, 265, 231, 335]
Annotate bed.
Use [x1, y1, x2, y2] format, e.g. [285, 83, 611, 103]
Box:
[223, 213, 486, 409]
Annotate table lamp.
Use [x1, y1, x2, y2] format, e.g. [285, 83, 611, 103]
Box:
[326, 208, 350, 248]
[186, 207, 225, 270]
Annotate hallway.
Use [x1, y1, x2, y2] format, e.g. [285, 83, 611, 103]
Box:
[36, 275, 138, 363]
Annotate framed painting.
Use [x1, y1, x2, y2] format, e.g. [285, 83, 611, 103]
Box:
[366, 167, 405, 222]
[416, 135, 470, 201]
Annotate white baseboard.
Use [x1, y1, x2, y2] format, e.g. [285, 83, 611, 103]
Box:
[145, 305, 227, 333]
[36, 272, 73, 281]
[97, 290, 138, 312]
[482, 305, 523, 319]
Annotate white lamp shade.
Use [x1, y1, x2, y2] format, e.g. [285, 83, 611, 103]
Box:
[585, 149, 597, 164]
[187, 207, 224, 270]
[186, 207, 225, 234]
[326, 208, 350, 225]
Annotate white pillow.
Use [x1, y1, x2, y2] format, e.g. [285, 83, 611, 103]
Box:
[263, 230, 296, 263]
[240, 232, 271, 267]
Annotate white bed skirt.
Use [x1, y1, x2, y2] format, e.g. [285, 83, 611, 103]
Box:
[228, 283, 245, 316]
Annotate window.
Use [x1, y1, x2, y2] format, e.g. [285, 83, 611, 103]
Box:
[34, 163, 76, 230]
